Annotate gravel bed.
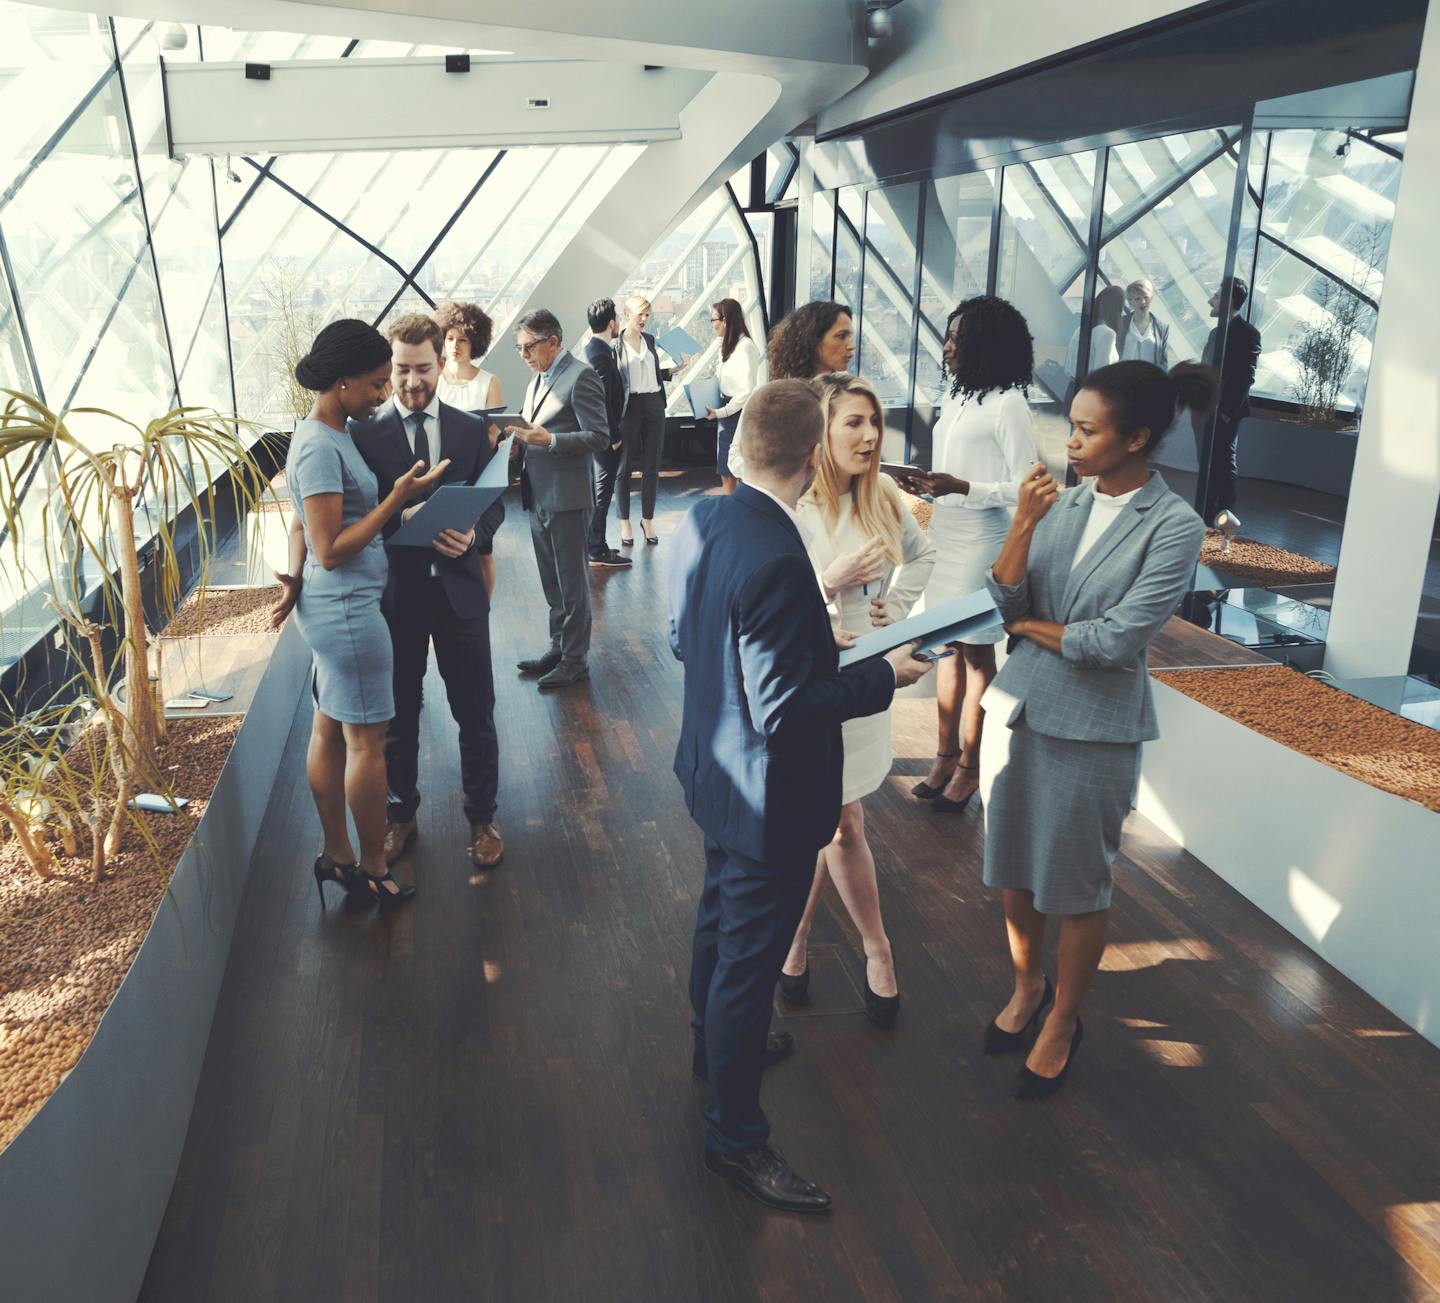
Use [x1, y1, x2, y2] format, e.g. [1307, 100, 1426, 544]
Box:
[165, 585, 284, 637]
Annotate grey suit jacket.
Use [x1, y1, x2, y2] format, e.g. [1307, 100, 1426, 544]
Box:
[519, 352, 610, 512]
[984, 472, 1204, 743]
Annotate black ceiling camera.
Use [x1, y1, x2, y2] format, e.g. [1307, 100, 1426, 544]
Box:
[244, 62, 270, 81]
[446, 54, 470, 73]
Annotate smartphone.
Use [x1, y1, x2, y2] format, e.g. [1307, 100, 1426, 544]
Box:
[164, 695, 210, 710]
[187, 688, 234, 702]
[912, 647, 957, 663]
[128, 793, 189, 813]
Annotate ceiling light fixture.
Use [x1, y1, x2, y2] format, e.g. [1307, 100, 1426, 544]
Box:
[865, 1, 904, 40]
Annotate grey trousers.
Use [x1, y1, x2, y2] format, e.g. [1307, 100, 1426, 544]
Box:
[529, 504, 593, 665]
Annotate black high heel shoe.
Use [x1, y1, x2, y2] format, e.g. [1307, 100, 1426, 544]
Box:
[1014, 1017, 1084, 1101]
[643, 529, 659, 545]
[982, 975, 1054, 1054]
[931, 763, 980, 814]
[863, 968, 900, 1029]
[911, 750, 959, 800]
[364, 869, 417, 911]
[312, 853, 362, 908]
[777, 966, 810, 1006]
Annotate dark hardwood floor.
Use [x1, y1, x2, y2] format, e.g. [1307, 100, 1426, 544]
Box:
[140, 473, 1440, 1302]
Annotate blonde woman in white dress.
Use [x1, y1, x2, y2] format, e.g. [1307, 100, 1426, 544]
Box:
[778, 372, 936, 1026]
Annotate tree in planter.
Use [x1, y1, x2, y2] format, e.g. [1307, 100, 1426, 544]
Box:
[261, 261, 325, 427]
[0, 391, 270, 876]
[1288, 223, 1387, 426]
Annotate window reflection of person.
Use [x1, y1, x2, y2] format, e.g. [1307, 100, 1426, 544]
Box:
[1193, 277, 1261, 525]
[1065, 285, 1124, 383]
[1117, 277, 1170, 367]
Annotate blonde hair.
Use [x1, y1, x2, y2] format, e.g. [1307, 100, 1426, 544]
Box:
[805, 372, 904, 563]
[1125, 276, 1155, 300]
[624, 294, 652, 319]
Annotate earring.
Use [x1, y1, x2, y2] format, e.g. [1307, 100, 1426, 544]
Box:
[340, 383, 347, 390]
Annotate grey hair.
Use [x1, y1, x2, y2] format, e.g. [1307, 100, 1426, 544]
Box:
[516, 308, 563, 346]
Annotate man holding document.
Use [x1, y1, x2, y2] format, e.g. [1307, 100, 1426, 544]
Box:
[351, 314, 507, 869]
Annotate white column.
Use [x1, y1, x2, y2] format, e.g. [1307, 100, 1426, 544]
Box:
[1324, 6, 1440, 678]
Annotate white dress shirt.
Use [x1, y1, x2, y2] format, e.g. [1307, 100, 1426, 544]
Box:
[931, 387, 1038, 511]
[1072, 480, 1144, 569]
[1120, 316, 1163, 364]
[621, 336, 661, 394]
[715, 336, 762, 418]
[393, 392, 441, 457]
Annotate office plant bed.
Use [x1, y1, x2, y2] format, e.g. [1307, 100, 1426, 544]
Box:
[165, 583, 284, 637]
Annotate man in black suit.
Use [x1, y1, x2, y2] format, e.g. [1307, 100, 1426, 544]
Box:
[350, 314, 507, 869]
[668, 380, 931, 1214]
[583, 298, 631, 569]
[1196, 276, 1262, 525]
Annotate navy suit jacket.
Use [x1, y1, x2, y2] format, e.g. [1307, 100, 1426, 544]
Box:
[584, 335, 624, 442]
[668, 484, 895, 865]
[349, 400, 505, 621]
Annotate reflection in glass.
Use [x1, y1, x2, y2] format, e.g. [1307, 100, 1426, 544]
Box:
[856, 182, 920, 460]
[809, 187, 835, 301]
[834, 186, 863, 315]
[0, 259, 32, 394]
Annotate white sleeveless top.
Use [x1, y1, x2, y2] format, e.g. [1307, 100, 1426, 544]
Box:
[437, 368, 497, 411]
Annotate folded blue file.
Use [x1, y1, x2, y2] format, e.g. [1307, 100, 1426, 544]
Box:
[837, 590, 1002, 668]
[684, 377, 723, 419]
[389, 450, 509, 547]
[658, 325, 701, 362]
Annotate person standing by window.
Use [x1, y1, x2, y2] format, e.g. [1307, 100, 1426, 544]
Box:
[616, 294, 686, 547]
[706, 298, 761, 495]
[434, 301, 502, 411]
[1117, 277, 1170, 367]
[583, 297, 632, 569]
[1195, 277, 1261, 525]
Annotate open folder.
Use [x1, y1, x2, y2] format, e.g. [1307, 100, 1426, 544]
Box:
[837, 590, 1002, 668]
[657, 325, 701, 362]
[683, 376, 723, 419]
[389, 447, 510, 547]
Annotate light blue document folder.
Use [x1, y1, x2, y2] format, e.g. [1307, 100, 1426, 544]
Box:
[837, 590, 1002, 668]
[389, 448, 509, 547]
[684, 377, 723, 419]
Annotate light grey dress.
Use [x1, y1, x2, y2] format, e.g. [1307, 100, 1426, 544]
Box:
[979, 473, 1204, 914]
[287, 419, 394, 725]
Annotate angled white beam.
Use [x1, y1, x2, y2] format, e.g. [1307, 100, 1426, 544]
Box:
[165, 59, 711, 154]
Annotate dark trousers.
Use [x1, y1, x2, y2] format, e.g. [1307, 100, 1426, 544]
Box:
[689, 835, 812, 1155]
[587, 442, 623, 557]
[384, 576, 498, 827]
[1193, 409, 1242, 524]
[618, 391, 666, 520]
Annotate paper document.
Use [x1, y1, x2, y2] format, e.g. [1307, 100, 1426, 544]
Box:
[389, 451, 509, 547]
[684, 377, 723, 420]
[657, 325, 701, 362]
[837, 590, 1001, 668]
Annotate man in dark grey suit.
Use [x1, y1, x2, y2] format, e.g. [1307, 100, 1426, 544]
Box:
[509, 308, 610, 689]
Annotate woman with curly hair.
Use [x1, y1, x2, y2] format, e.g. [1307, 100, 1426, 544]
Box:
[901, 296, 1039, 815]
[434, 300, 501, 411]
[726, 301, 855, 479]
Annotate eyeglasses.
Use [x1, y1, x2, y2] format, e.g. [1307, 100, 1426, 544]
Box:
[515, 339, 547, 356]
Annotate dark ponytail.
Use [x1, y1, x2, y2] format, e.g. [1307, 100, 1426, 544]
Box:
[1079, 359, 1219, 457]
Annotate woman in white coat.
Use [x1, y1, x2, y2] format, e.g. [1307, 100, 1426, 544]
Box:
[778, 372, 937, 1026]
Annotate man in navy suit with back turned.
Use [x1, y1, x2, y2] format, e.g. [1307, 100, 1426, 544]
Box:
[350, 314, 507, 870]
[582, 297, 631, 569]
[668, 379, 933, 1213]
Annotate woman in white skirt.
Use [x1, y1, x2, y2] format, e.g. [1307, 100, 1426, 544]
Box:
[778, 373, 936, 1026]
[902, 296, 1039, 814]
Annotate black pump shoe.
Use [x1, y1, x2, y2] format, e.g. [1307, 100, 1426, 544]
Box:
[1014, 1017, 1084, 1101]
[777, 966, 811, 1006]
[983, 975, 1054, 1054]
[863, 974, 900, 1030]
[312, 853, 362, 908]
[365, 870, 417, 911]
[911, 751, 959, 800]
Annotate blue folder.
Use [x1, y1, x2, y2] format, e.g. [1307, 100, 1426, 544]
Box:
[837, 590, 1002, 668]
[683, 376, 723, 420]
[658, 325, 701, 362]
[389, 448, 509, 547]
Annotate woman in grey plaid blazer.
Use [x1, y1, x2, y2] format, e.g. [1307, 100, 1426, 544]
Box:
[977, 360, 1216, 1100]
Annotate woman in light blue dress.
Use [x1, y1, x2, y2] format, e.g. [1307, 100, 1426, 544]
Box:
[270, 320, 448, 910]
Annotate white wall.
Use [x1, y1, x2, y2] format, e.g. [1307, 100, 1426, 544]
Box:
[819, 0, 1205, 134]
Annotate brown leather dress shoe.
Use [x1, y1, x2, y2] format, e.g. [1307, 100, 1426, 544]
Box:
[470, 822, 504, 867]
[384, 817, 417, 866]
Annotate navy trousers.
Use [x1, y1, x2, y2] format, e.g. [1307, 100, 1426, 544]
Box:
[689, 835, 812, 1155]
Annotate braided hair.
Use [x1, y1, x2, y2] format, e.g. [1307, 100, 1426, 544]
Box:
[942, 296, 1033, 402]
[294, 319, 391, 391]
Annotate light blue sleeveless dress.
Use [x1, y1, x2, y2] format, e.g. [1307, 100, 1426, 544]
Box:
[287, 419, 394, 724]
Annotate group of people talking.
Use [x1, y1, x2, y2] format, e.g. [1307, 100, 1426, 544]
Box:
[269, 281, 1219, 1219]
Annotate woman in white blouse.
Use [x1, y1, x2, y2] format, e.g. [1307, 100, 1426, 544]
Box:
[704, 297, 761, 494]
[617, 294, 688, 546]
[901, 296, 1039, 815]
[1117, 276, 1171, 367]
[433, 301, 501, 411]
[778, 372, 937, 1026]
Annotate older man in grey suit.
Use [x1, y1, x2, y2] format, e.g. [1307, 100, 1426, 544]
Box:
[509, 308, 610, 689]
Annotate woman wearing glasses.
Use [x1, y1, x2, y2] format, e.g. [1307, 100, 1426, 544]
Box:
[705, 298, 760, 495]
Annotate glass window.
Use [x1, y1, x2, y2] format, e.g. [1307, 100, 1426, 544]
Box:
[856, 182, 920, 460]
[0, 254, 33, 394]
[833, 186, 863, 315]
[809, 188, 835, 302]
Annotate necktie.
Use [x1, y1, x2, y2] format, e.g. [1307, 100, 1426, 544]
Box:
[412, 411, 430, 468]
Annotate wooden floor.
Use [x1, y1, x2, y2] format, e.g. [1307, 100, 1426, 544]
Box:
[141, 474, 1440, 1303]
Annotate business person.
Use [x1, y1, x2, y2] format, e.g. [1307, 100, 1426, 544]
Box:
[1195, 277, 1261, 524]
[670, 378, 930, 1213]
[980, 359, 1214, 1098]
[726, 300, 856, 481]
[779, 373, 936, 1025]
[583, 298, 631, 569]
[269, 319, 448, 909]
[1117, 277, 1170, 367]
[616, 294, 685, 547]
[902, 296, 1039, 815]
[434, 300, 502, 598]
[350, 314, 507, 870]
[510, 308, 610, 689]
[1065, 285, 1124, 387]
[705, 297, 760, 494]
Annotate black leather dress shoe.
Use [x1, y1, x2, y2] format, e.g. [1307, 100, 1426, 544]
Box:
[517, 649, 562, 676]
[704, 1144, 832, 1214]
[692, 1030, 794, 1079]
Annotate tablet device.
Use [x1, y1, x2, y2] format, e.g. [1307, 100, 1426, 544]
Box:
[837, 591, 1002, 668]
[487, 413, 534, 434]
[129, 793, 189, 813]
[880, 461, 926, 479]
